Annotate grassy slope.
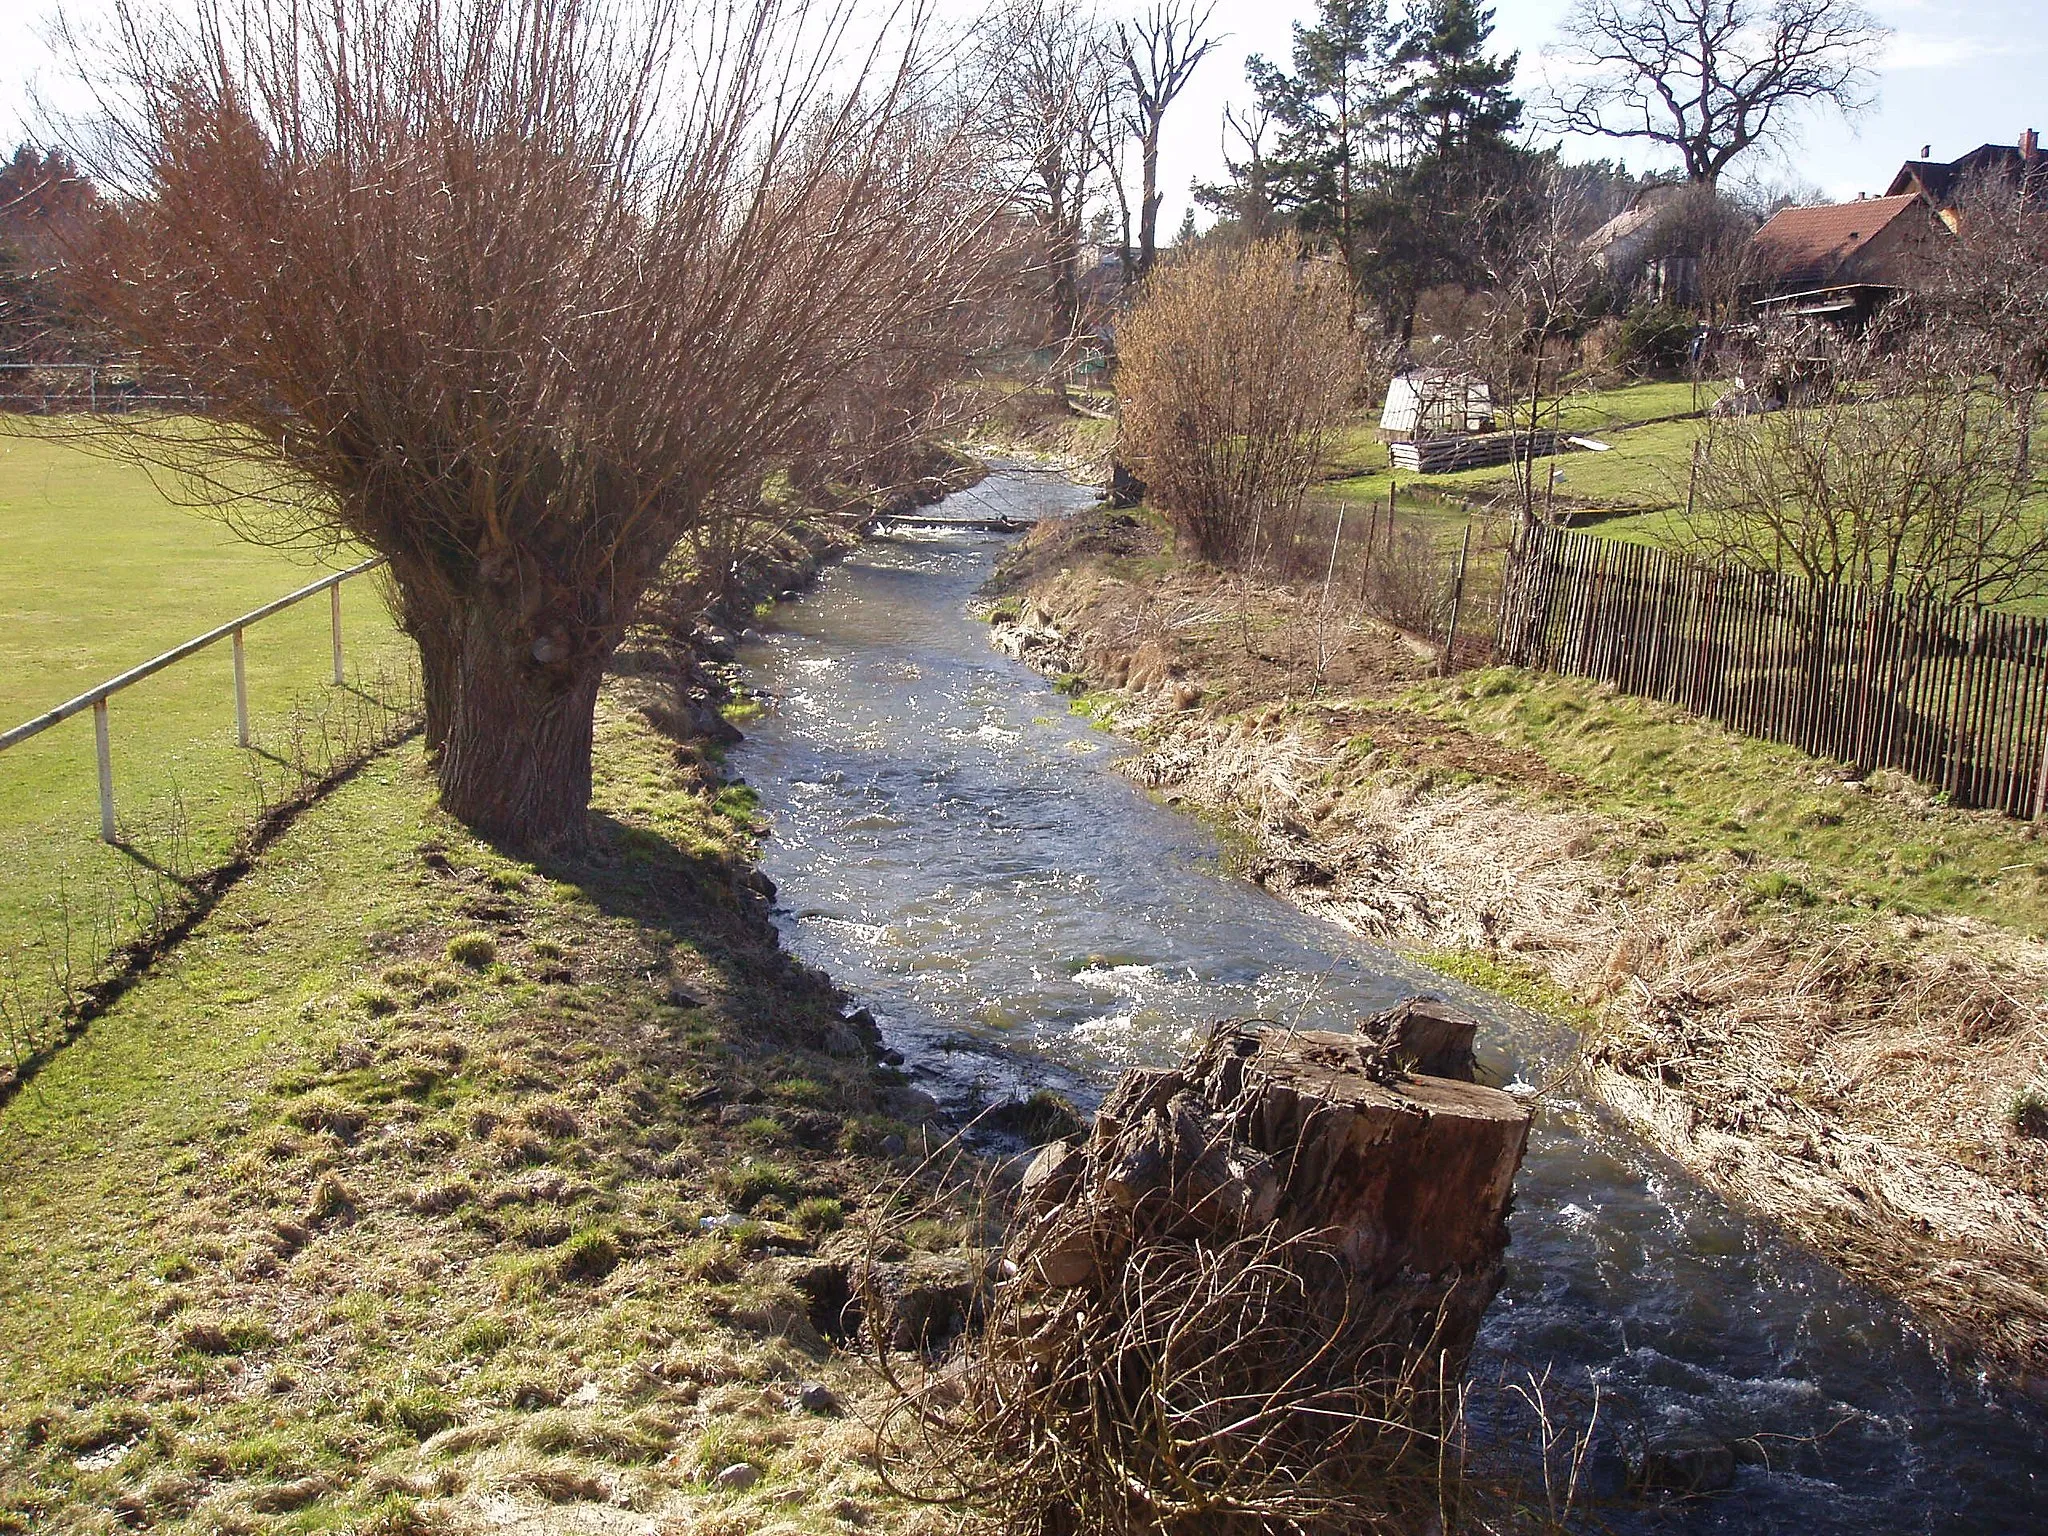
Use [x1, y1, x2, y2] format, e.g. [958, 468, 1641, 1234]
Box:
[1400, 668, 2048, 936]
[0, 698, 925, 1535]
[0, 424, 414, 985]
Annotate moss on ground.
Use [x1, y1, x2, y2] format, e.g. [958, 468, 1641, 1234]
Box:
[0, 694, 918, 1534]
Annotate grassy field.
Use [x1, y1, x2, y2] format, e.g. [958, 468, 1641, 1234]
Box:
[1324, 378, 1714, 520]
[0, 701, 925, 1533]
[0, 423, 417, 1057]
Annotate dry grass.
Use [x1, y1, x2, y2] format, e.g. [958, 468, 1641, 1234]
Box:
[990, 507, 2048, 1397]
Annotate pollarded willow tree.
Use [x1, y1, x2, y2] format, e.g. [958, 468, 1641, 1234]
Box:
[59, 0, 1005, 848]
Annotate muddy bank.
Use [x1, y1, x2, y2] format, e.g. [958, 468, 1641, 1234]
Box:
[984, 504, 2048, 1398]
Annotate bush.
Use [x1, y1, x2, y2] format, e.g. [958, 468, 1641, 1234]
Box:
[1117, 241, 1362, 568]
[2009, 1083, 2048, 1139]
[1614, 303, 1694, 377]
[444, 933, 498, 969]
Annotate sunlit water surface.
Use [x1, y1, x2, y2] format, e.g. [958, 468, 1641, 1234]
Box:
[729, 469, 2046, 1533]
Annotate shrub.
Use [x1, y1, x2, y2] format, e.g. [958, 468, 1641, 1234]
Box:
[1117, 240, 1362, 568]
[791, 1197, 845, 1237]
[2009, 1083, 2048, 1139]
[281, 1089, 369, 1142]
[717, 1160, 802, 1213]
[1613, 302, 1694, 377]
[175, 1312, 275, 1356]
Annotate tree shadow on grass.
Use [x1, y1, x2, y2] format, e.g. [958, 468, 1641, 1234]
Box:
[523, 809, 853, 1066]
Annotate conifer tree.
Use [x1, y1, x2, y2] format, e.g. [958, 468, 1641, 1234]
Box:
[1217, 0, 1528, 334]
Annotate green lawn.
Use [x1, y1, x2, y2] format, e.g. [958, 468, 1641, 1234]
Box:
[1323, 379, 1716, 522]
[0, 422, 416, 1059]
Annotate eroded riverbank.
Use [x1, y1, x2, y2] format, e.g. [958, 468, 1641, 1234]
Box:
[983, 501, 2048, 1405]
[728, 471, 2048, 1532]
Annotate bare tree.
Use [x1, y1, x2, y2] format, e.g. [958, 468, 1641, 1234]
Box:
[980, 0, 1125, 393]
[1460, 166, 1606, 525]
[1116, 240, 1361, 566]
[1543, 0, 1888, 186]
[1115, 0, 1219, 276]
[59, 0, 1003, 848]
[1922, 176, 2048, 480]
[1683, 316, 2048, 606]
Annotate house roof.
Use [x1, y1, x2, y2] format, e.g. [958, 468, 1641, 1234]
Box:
[1886, 142, 2042, 207]
[1748, 195, 1925, 289]
[1583, 203, 1658, 256]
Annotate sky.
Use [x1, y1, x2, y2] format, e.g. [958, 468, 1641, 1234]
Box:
[0, 0, 2040, 228]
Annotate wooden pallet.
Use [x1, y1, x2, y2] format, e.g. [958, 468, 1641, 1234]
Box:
[1390, 429, 1565, 474]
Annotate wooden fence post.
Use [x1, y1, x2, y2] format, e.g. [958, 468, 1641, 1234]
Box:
[232, 627, 251, 748]
[331, 582, 347, 686]
[1320, 503, 1347, 610]
[93, 699, 115, 843]
[1441, 523, 1473, 676]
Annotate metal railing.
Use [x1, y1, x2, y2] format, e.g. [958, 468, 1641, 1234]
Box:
[0, 558, 389, 842]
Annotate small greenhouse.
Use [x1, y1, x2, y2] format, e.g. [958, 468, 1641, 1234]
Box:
[1379, 370, 1494, 440]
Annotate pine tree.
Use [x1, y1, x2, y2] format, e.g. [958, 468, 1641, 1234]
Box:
[1391, 0, 1521, 162]
[1375, 0, 1528, 327]
[1241, 0, 1401, 261]
[1213, 0, 1528, 333]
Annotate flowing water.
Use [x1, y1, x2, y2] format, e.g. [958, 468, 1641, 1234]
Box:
[729, 469, 2047, 1533]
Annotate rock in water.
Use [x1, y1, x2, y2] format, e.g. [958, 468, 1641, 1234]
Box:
[1636, 1425, 1738, 1495]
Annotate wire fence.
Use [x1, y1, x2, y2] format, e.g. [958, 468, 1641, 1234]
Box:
[1291, 490, 1512, 671]
[1498, 520, 2048, 818]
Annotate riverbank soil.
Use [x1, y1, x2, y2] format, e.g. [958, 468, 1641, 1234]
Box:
[986, 505, 2048, 1398]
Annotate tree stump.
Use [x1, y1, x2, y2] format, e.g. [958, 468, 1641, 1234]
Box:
[895, 1012, 1534, 1532]
[1049, 1018, 1531, 1376]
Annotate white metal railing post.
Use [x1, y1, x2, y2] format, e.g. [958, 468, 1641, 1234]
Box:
[330, 581, 345, 686]
[93, 700, 115, 842]
[232, 627, 251, 747]
[0, 557, 386, 841]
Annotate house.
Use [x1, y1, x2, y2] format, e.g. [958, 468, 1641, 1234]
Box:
[1886, 130, 2046, 227]
[1745, 192, 1949, 326]
[1581, 183, 1701, 304]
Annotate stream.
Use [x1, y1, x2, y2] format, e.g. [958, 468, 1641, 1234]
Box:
[728, 468, 2047, 1533]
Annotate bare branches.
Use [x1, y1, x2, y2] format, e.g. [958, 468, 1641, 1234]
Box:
[977, 0, 1127, 384]
[1115, 0, 1219, 275]
[1116, 241, 1363, 568]
[1685, 315, 2048, 606]
[1542, 0, 1888, 186]
[55, 0, 1005, 846]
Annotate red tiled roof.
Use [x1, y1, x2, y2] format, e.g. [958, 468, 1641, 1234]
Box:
[1748, 194, 1924, 288]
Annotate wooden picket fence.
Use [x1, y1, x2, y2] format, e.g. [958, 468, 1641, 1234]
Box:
[1496, 521, 2048, 819]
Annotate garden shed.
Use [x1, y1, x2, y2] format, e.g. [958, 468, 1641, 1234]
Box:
[1379, 369, 1494, 440]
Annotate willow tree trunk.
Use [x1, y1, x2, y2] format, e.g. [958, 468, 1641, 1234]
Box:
[407, 590, 617, 851]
